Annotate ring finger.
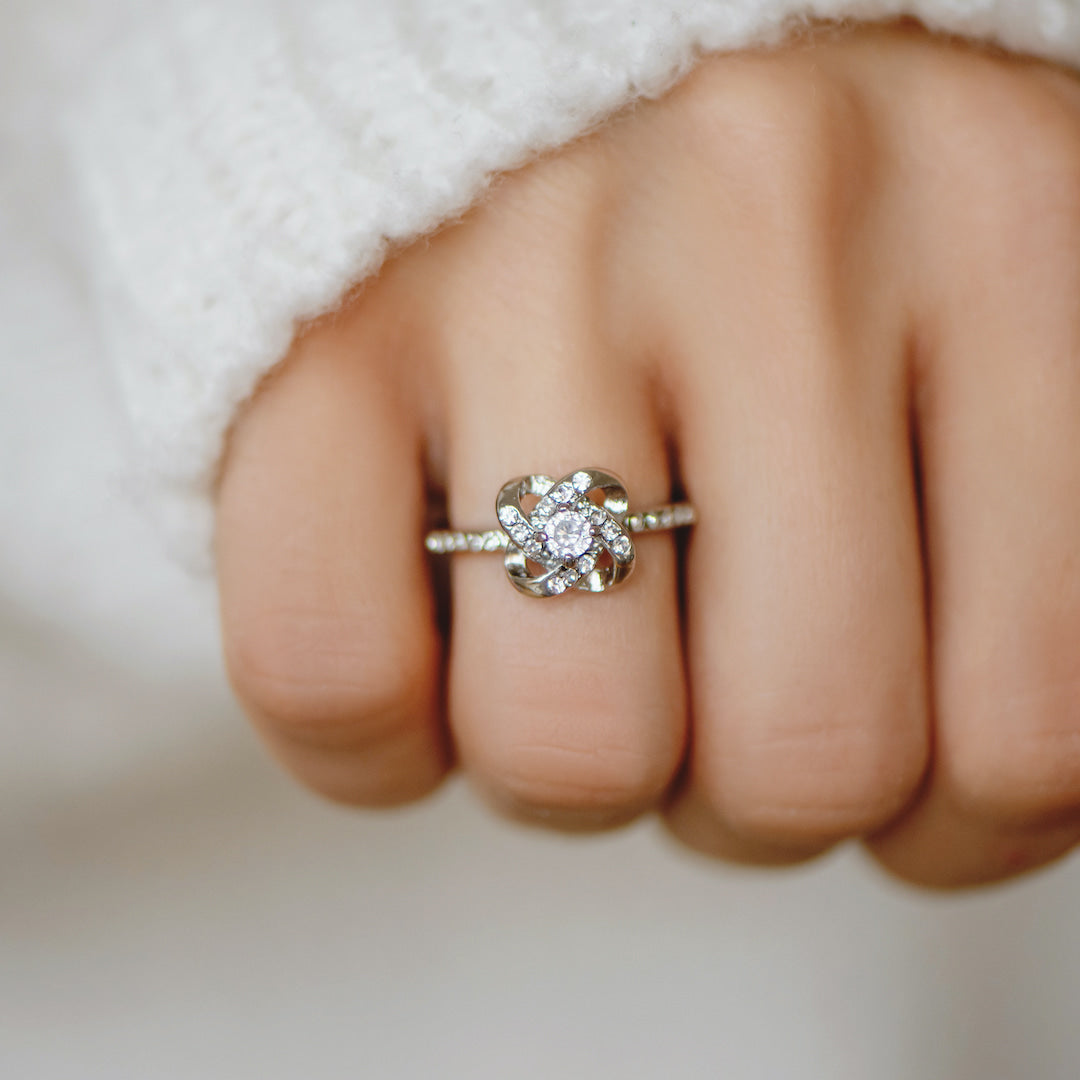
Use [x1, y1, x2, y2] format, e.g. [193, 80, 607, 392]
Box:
[431, 173, 687, 828]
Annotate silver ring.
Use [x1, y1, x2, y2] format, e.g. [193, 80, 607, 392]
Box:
[424, 467, 696, 597]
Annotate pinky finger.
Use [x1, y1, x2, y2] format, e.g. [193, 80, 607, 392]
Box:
[867, 783, 1080, 889]
[215, 311, 449, 806]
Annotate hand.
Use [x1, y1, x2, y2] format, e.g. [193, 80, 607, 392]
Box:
[214, 22, 1080, 888]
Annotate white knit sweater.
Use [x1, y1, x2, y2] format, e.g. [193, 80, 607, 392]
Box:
[67, 0, 1080, 570]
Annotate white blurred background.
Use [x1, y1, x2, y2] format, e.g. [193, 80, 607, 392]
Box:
[3, 6, 1079, 1078]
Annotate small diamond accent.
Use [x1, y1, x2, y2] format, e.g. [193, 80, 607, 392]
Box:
[577, 552, 597, 574]
[508, 522, 531, 545]
[572, 471, 592, 493]
[610, 535, 633, 560]
[600, 519, 621, 542]
[546, 575, 568, 595]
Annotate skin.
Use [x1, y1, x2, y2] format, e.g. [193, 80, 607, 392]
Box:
[214, 21, 1080, 889]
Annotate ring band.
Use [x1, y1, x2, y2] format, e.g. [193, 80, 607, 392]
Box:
[424, 467, 696, 597]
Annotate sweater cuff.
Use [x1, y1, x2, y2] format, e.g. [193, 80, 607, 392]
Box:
[68, 0, 1080, 572]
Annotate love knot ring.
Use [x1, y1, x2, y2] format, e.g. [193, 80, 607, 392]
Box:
[424, 467, 696, 597]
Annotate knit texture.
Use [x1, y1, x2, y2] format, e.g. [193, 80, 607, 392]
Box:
[69, 0, 1080, 571]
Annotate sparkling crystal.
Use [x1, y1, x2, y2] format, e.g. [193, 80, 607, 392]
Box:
[644, 513, 659, 530]
[508, 523, 531, 544]
[577, 553, 596, 574]
[498, 505, 520, 528]
[468, 534, 484, 552]
[535, 500, 555, 519]
[484, 533, 504, 551]
[601, 519, 621, 542]
[590, 508, 606, 525]
[611, 535, 633, 560]
[545, 509, 594, 561]
[546, 575, 568, 595]
[563, 569, 580, 586]
[551, 483, 574, 503]
[572, 471, 592, 493]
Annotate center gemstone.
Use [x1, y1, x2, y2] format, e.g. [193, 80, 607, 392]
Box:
[545, 509, 593, 561]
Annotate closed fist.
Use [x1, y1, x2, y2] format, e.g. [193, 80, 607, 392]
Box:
[216, 22, 1080, 888]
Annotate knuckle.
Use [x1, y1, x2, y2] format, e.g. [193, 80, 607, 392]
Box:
[485, 734, 668, 817]
[224, 607, 432, 750]
[931, 67, 1080, 253]
[465, 653, 683, 820]
[948, 697, 1080, 824]
[283, 725, 447, 810]
[944, 616, 1080, 822]
[675, 61, 871, 227]
[980, 144, 1080, 256]
[704, 695, 926, 846]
